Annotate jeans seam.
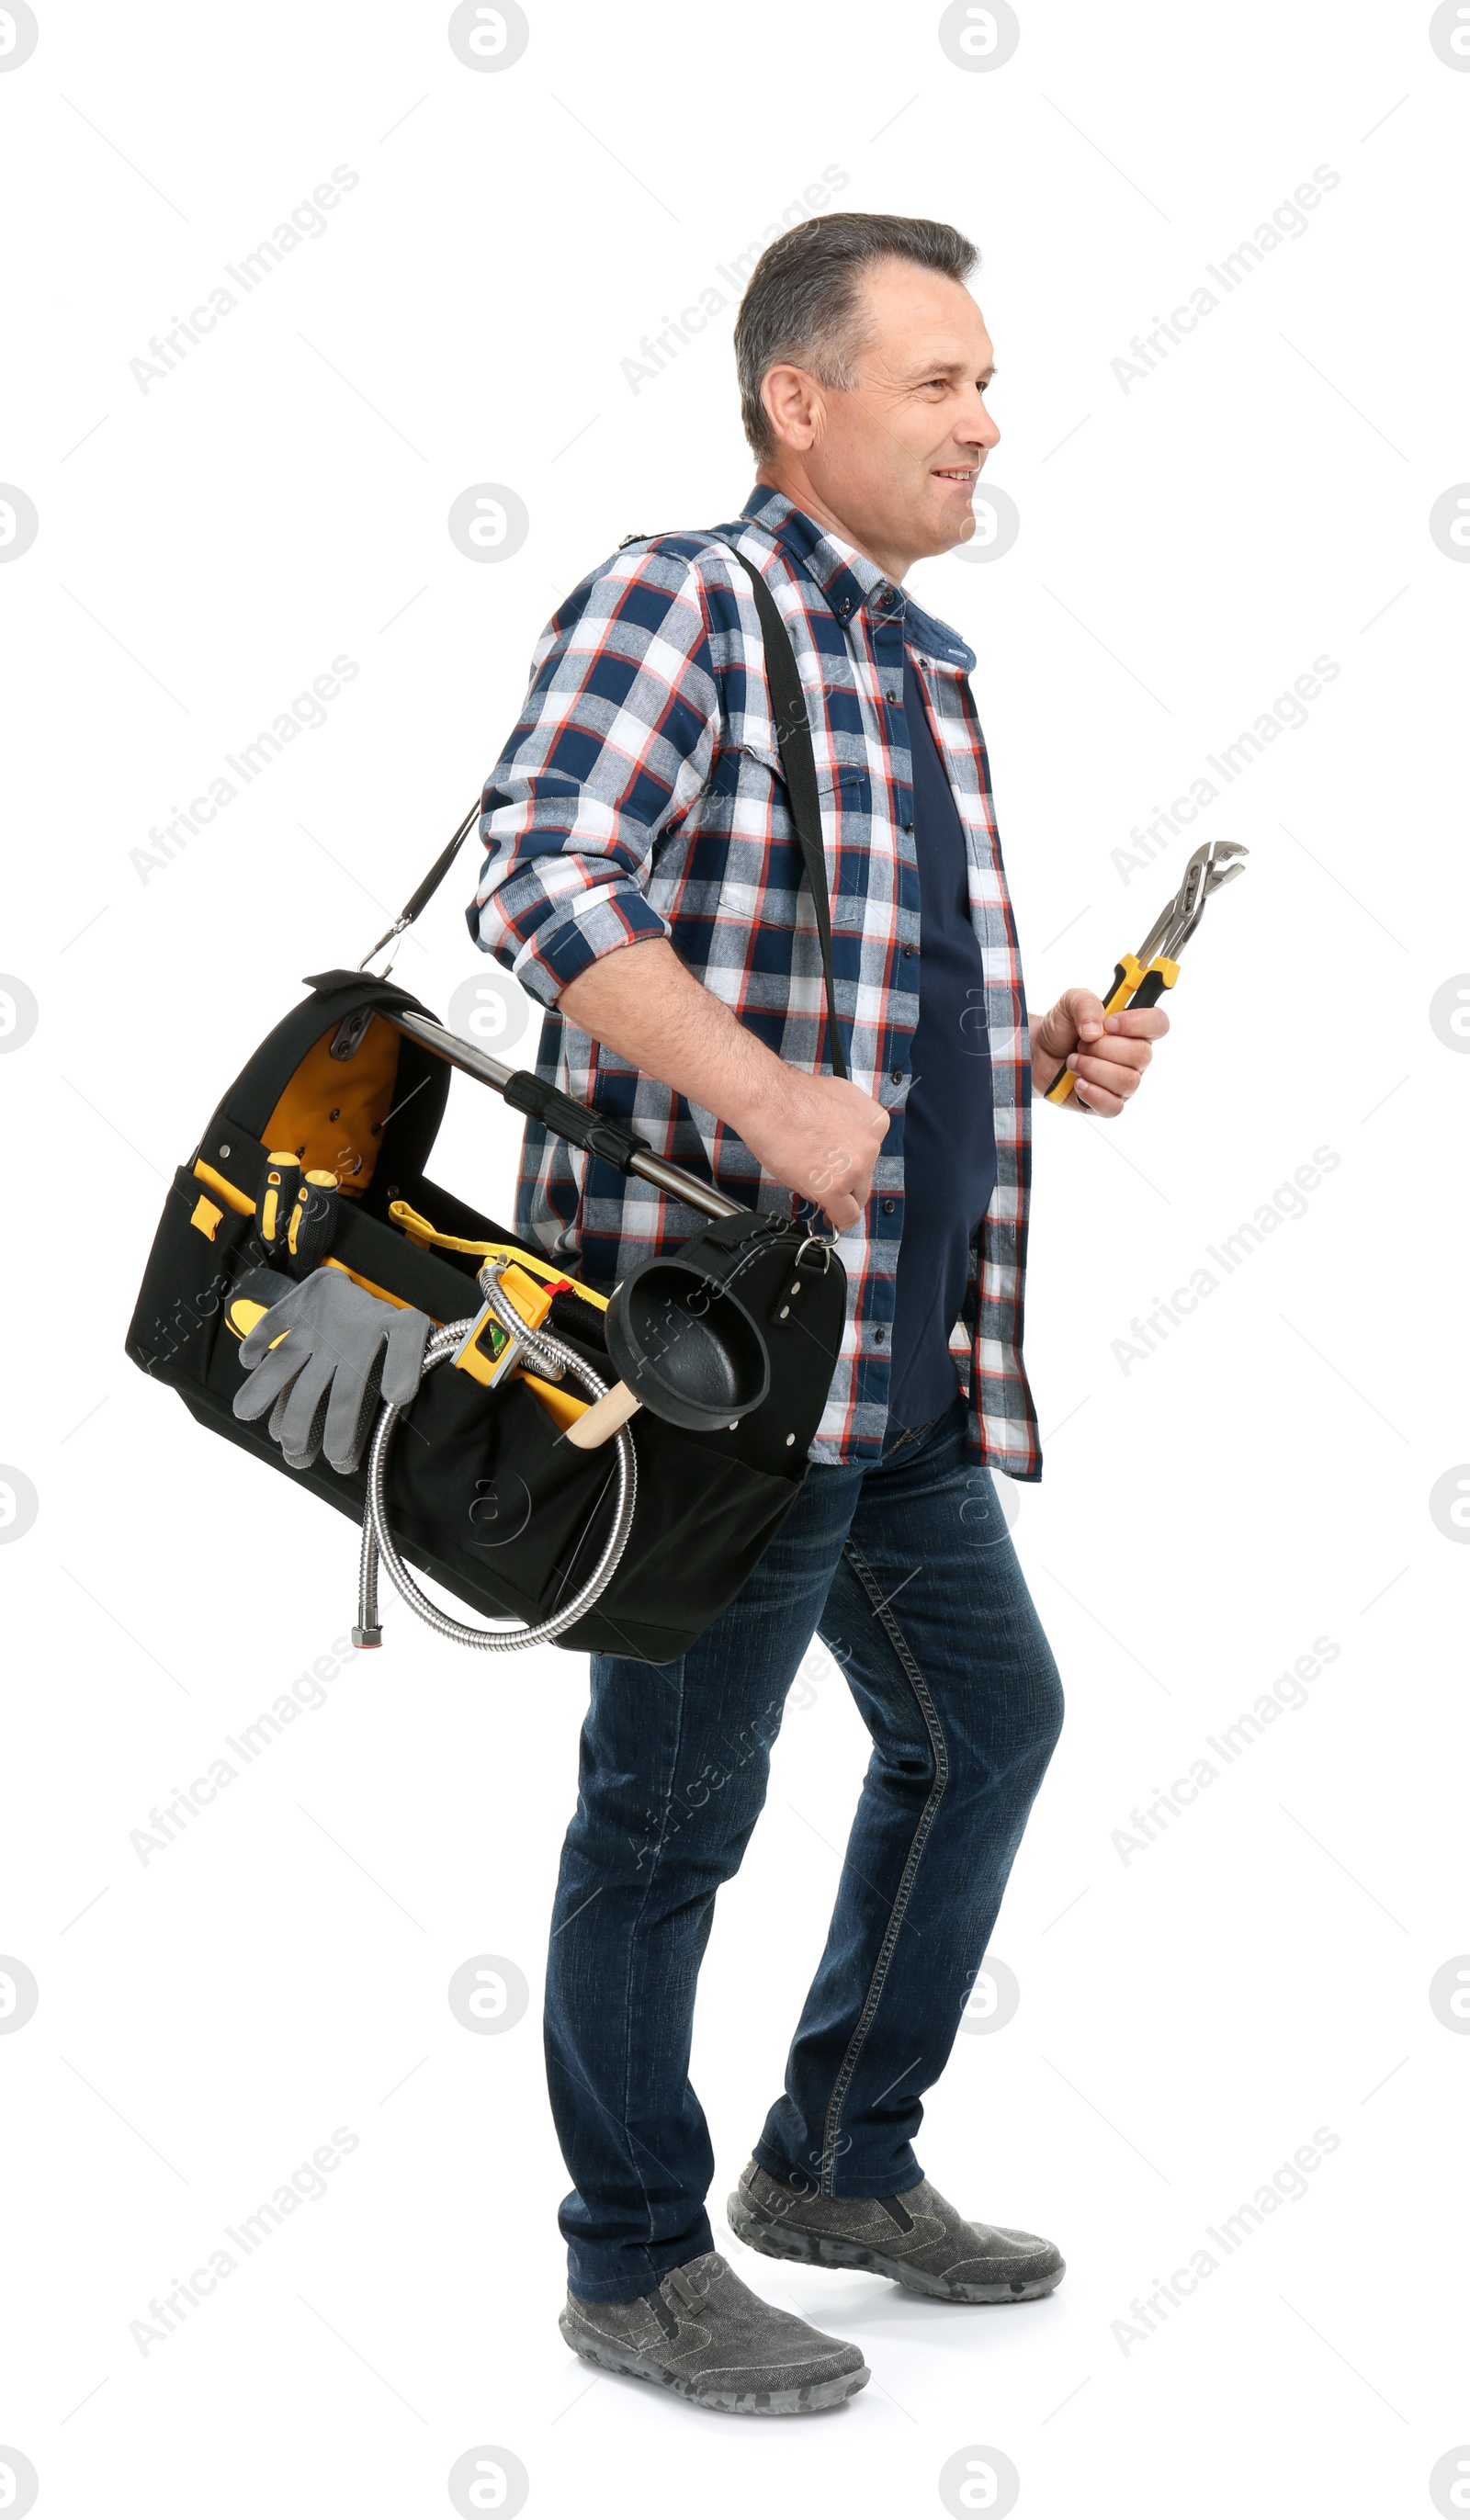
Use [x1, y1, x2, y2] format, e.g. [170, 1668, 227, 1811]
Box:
[816, 1540, 950, 2196]
[619, 1667, 691, 2292]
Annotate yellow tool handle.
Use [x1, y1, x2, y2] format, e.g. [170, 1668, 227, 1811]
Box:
[388, 1198, 609, 1313]
[1042, 957, 1143, 1106]
[287, 1169, 339, 1273]
[256, 1151, 302, 1257]
[1124, 955, 1179, 1011]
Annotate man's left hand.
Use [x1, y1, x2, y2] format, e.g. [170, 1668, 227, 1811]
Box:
[1031, 987, 1170, 1116]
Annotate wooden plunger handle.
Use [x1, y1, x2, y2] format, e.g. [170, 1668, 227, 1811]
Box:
[563, 1383, 643, 1451]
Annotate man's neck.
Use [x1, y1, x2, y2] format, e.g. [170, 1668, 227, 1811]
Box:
[754, 467, 911, 583]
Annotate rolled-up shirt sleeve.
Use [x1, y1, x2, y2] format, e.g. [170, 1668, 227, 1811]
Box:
[466, 541, 718, 1005]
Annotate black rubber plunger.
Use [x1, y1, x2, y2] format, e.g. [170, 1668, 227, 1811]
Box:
[564, 1256, 770, 1451]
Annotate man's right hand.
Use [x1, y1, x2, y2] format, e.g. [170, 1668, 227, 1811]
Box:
[737, 1070, 890, 1231]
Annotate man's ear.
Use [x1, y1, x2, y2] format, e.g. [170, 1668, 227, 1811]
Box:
[761, 363, 823, 453]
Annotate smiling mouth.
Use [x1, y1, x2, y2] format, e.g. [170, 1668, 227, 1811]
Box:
[933, 467, 979, 484]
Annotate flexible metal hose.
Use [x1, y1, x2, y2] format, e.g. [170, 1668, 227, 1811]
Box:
[356, 1273, 637, 1650]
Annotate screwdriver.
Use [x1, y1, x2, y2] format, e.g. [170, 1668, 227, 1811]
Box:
[255, 1152, 302, 1265]
[287, 1170, 341, 1275]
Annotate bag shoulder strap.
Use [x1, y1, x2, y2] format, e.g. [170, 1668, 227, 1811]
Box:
[724, 548, 846, 1081]
[360, 797, 482, 969]
[374, 534, 847, 1081]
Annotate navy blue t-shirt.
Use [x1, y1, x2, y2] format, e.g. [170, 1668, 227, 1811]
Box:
[886, 654, 998, 1426]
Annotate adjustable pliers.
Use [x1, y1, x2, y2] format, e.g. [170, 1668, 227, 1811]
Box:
[1045, 839, 1249, 1106]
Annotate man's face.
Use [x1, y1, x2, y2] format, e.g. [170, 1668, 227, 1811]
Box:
[774, 259, 1000, 574]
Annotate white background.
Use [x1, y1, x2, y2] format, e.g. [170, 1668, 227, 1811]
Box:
[1, 3, 1467, 2514]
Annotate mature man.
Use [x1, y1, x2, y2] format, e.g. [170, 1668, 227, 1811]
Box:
[467, 212, 1166, 2416]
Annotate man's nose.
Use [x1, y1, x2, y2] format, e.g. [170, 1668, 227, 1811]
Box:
[956, 391, 1000, 450]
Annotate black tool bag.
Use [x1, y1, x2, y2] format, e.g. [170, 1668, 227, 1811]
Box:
[125, 549, 851, 1665]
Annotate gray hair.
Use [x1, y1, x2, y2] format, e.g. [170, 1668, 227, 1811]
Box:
[733, 212, 978, 461]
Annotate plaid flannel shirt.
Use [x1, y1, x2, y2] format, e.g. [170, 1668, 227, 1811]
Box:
[467, 485, 1040, 1475]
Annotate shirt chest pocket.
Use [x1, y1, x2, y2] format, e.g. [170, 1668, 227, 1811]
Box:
[693, 749, 871, 887]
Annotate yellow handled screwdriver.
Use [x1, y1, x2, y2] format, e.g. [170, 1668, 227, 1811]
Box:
[254, 1151, 303, 1263]
[1045, 839, 1249, 1105]
[287, 1170, 341, 1275]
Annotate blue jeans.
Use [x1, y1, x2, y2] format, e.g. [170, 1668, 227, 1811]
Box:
[543, 1393, 1065, 2303]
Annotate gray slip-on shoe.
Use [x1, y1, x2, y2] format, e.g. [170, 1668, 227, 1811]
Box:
[559, 2247, 869, 2415]
[727, 2159, 1065, 2304]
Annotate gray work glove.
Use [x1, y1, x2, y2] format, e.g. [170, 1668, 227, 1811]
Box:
[232, 1266, 430, 1474]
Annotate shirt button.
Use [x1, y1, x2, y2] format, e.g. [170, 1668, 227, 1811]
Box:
[903, 819, 914, 833]
[885, 689, 899, 705]
[882, 1198, 896, 1215]
[902, 944, 916, 957]
[838, 597, 852, 616]
[890, 1068, 905, 1083]
[874, 1328, 887, 1345]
